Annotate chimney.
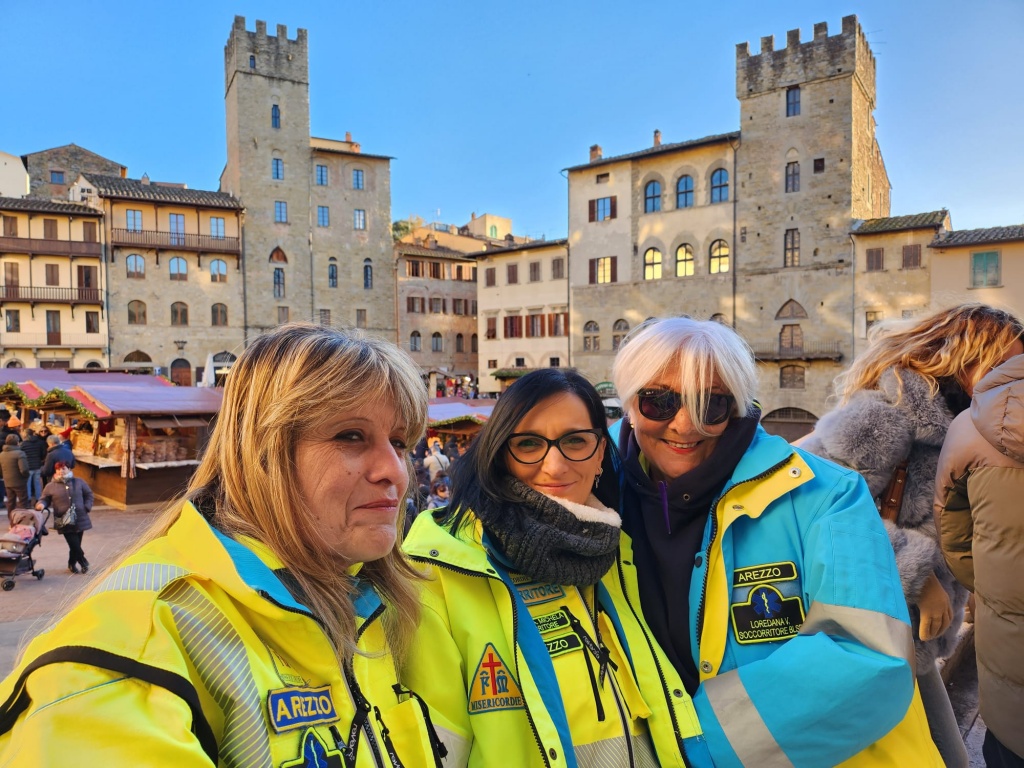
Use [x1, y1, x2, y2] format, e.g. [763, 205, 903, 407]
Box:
[140, 173, 150, 186]
[590, 144, 603, 162]
[471, 212, 476, 220]
[653, 129, 661, 147]
[426, 235, 437, 249]
[345, 131, 352, 142]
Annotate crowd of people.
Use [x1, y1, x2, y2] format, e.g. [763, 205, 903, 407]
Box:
[0, 304, 1019, 766]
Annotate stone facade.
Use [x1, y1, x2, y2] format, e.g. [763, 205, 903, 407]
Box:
[22, 144, 126, 201]
[221, 17, 395, 340]
[477, 239, 570, 393]
[0, 197, 108, 369]
[567, 15, 895, 435]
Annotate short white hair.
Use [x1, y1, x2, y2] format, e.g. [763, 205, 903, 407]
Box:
[612, 317, 758, 436]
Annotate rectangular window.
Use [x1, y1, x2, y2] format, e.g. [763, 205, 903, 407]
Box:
[485, 267, 496, 287]
[406, 260, 423, 278]
[588, 256, 617, 284]
[548, 312, 568, 337]
[126, 209, 143, 232]
[526, 314, 545, 338]
[971, 251, 1000, 287]
[786, 86, 801, 117]
[274, 201, 288, 223]
[355, 309, 367, 328]
[470, 300, 477, 315]
[503, 316, 524, 338]
[589, 196, 617, 222]
[5, 309, 19, 333]
[486, 317, 497, 340]
[168, 213, 185, 246]
[43, 219, 58, 239]
[78, 264, 97, 288]
[813, 158, 825, 174]
[507, 264, 518, 284]
[902, 244, 921, 269]
[455, 265, 463, 280]
[429, 262, 442, 279]
[515, 357, 526, 367]
[550, 357, 560, 367]
[50, 170, 65, 184]
[596, 173, 609, 184]
[82, 221, 98, 242]
[85, 311, 99, 334]
[210, 217, 225, 239]
[488, 359, 497, 369]
[866, 248, 884, 272]
[45, 264, 59, 286]
[406, 297, 425, 313]
[317, 206, 330, 227]
[453, 299, 466, 315]
[353, 209, 366, 230]
[430, 298, 444, 314]
[272, 158, 284, 180]
[551, 257, 565, 280]
[319, 309, 331, 325]
[316, 165, 329, 186]
[785, 162, 800, 193]
[529, 261, 541, 282]
[783, 229, 800, 267]
[865, 311, 882, 334]
[273, 267, 285, 298]
[352, 169, 364, 190]
[2, 216, 16, 237]
[277, 306, 290, 324]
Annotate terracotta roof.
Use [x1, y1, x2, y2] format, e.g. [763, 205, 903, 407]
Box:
[852, 211, 948, 234]
[477, 238, 567, 256]
[0, 196, 102, 216]
[929, 225, 1024, 249]
[83, 174, 242, 210]
[564, 132, 740, 172]
[394, 242, 477, 260]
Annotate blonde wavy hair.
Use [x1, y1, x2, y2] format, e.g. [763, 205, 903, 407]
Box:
[834, 303, 1023, 405]
[69, 324, 428, 668]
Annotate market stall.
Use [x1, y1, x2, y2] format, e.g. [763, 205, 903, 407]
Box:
[0, 371, 222, 508]
[426, 398, 494, 443]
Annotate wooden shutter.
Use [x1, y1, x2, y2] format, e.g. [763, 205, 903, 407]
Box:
[2, 216, 16, 237]
[610, 256, 618, 282]
[588, 258, 596, 284]
[43, 219, 58, 239]
[588, 199, 596, 223]
[547, 313, 554, 336]
[82, 221, 98, 242]
[609, 197, 617, 219]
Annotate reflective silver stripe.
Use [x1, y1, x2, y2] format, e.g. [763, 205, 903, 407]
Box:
[573, 733, 659, 768]
[92, 563, 189, 594]
[798, 601, 916, 673]
[703, 670, 794, 768]
[164, 580, 273, 768]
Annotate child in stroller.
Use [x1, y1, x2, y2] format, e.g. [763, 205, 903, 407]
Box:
[0, 508, 48, 590]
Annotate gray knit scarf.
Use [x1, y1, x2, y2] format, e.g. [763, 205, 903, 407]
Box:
[473, 478, 620, 588]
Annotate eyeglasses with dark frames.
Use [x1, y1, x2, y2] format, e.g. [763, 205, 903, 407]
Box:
[506, 429, 603, 465]
[636, 388, 735, 425]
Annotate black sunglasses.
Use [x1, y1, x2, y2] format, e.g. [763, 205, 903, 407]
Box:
[636, 388, 736, 425]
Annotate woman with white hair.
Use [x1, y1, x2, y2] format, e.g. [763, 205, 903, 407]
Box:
[610, 316, 941, 767]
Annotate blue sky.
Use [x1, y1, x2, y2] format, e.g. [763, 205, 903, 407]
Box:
[2, 0, 1021, 240]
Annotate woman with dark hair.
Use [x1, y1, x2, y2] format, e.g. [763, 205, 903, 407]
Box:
[404, 368, 711, 768]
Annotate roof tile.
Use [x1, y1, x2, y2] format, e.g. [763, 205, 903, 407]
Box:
[0, 197, 102, 216]
[929, 225, 1024, 248]
[852, 210, 948, 234]
[83, 174, 242, 210]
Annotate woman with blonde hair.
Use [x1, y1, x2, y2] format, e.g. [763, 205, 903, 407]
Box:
[801, 302, 1024, 767]
[0, 324, 449, 767]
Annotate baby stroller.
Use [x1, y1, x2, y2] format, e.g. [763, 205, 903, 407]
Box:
[0, 508, 49, 591]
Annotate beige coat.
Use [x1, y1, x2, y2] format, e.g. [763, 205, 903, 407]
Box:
[935, 354, 1024, 756]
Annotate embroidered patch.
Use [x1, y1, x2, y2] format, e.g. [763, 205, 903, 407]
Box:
[468, 643, 524, 714]
[732, 561, 797, 587]
[545, 632, 583, 658]
[515, 581, 566, 607]
[730, 584, 806, 645]
[268, 685, 338, 733]
[533, 609, 570, 635]
[265, 643, 307, 687]
[281, 727, 345, 767]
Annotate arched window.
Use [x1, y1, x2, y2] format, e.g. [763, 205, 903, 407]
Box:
[711, 169, 729, 203]
[644, 181, 662, 213]
[676, 244, 694, 277]
[171, 302, 189, 326]
[583, 320, 600, 352]
[5, 360, 24, 368]
[328, 262, 338, 288]
[210, 259, 227, 283]
[780, 365, 805, 389]
[775, 300, 808, 320]
[84, 361, 102, 370]
[273, 268, 285, 298]
[169, 256, 187, 281]
[409, 331, 422, 352]
[269, 247, 288, 263]
[249, 55, 256, 69]
[211, 303, 228, 327]
[127, 300, 147, 325]
[271, 104, 280, 129]
[170, 358, 192, 387]
[489, 225, 497, 238]
[456, 333, 465, 353]
[676, 175, 694, 208]
[126, 254, 145, 279]
[471, 334, 478, 353]
[271, 157, 284, 180]
[431, 332, 443, 352]
[124, 350, 152, 363]
[643, 248, 663, 280]
[709, 240, 730, 274]
[363, 258, 373, 290]
[612, 319, 630, 351]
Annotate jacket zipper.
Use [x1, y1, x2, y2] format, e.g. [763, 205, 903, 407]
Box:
[410, 555, 552, 768]
[694, 455, 795, 660]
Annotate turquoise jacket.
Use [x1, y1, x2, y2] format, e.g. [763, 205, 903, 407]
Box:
[612, 422, 942, 767]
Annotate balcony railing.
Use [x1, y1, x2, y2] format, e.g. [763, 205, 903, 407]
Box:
[751, 342, 844, 362]
[111, 228, 240, 254]
[0, 235, 101, 258]
[0, 286, 103, 304]
[0, 332, 105, 349]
